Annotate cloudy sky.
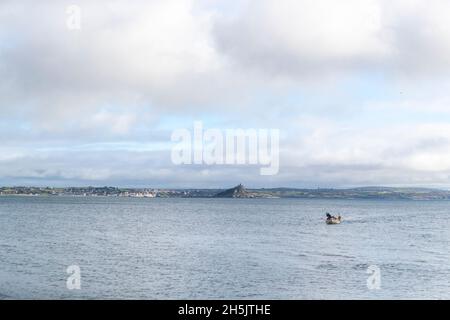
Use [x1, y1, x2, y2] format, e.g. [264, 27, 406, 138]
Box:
[2, 0, 450, 188]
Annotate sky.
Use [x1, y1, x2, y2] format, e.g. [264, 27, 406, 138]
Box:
[2, 0, 450, 188]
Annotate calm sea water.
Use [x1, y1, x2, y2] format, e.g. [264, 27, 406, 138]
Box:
[0, 196, 449, 299]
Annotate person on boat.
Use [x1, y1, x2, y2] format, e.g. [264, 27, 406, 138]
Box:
[326, 213, 334, 220]
[326, 212, 341, 220]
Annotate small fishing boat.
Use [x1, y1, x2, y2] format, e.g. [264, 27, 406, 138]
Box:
[326, 216, 342, 224]
[325, 213, 342, 224]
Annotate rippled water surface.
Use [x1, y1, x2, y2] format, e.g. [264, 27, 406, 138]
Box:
[1, 196, 449, 299]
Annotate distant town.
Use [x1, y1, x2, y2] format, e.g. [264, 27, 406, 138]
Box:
[2, 185, 450, 200]
[0, 186, 216, 198]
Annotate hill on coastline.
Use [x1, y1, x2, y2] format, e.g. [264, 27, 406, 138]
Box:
[214, 184, 261, 198]
[249, 186, 450, 200]
[2, 185, 450, 200]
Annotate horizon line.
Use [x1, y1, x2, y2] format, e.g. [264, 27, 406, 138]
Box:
[1, 185, 449, 191]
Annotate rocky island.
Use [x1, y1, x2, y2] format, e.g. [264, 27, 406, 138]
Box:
[214, 184, 253, 198]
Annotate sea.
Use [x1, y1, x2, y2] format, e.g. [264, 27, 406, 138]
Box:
[0, 196, 449, 299]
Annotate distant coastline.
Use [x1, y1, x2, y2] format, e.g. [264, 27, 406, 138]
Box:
[1, 185, 450, 200]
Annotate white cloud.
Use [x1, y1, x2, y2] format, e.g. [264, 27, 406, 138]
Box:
[0, 0, 225, 121]
[2, 0, 450, 186]
[215, 0, 388, 77]
[280, 119, 450, 186]
[214, 0, 450, 79]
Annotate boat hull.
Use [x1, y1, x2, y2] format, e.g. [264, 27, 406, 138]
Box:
[326, 218, 341, 225]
